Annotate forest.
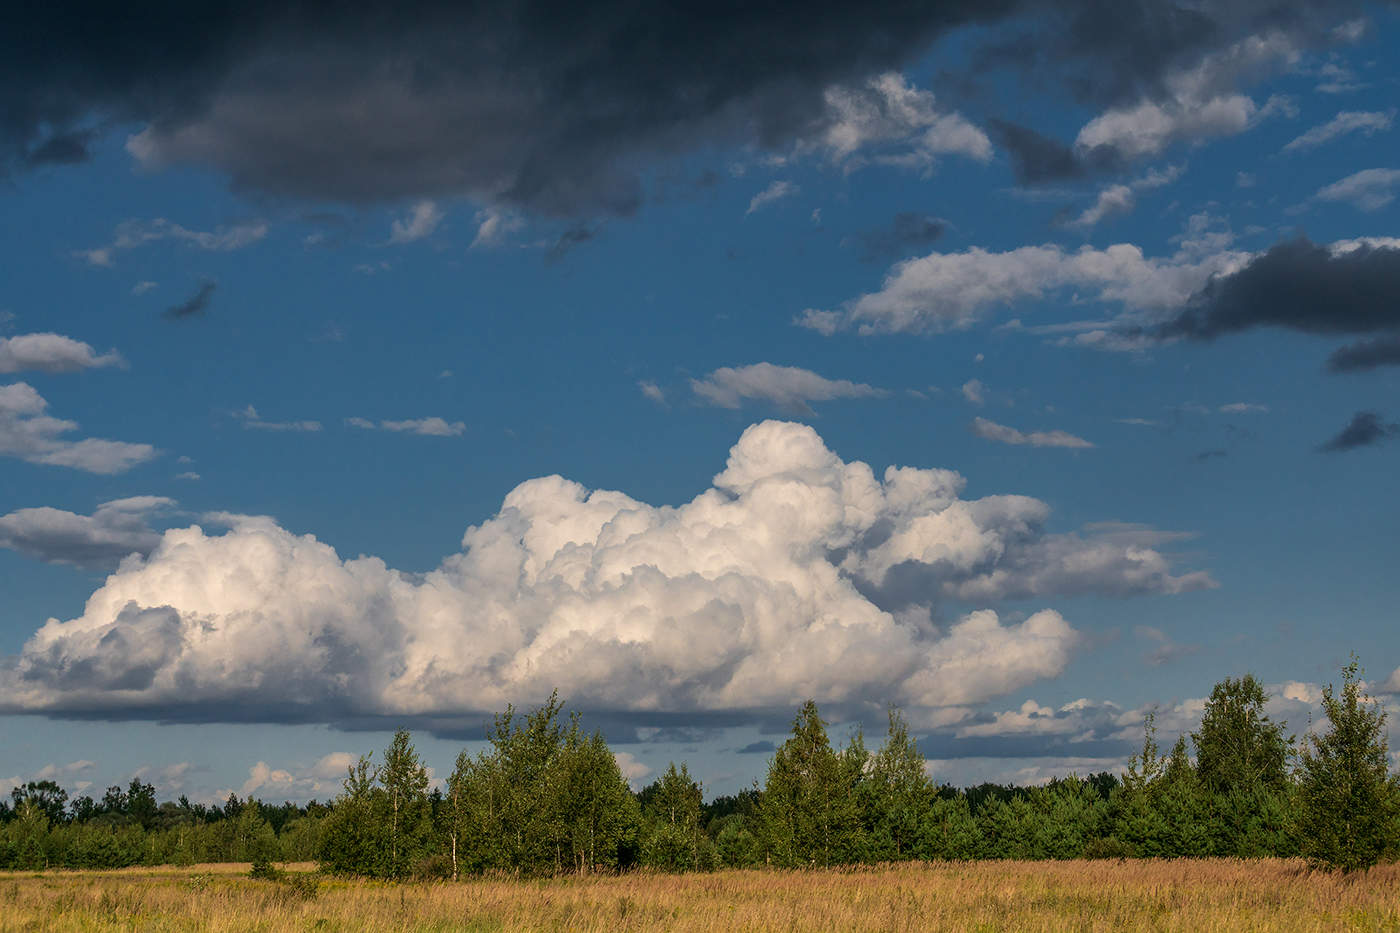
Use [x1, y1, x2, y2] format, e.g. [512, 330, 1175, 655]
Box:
[3, 660, 1396, 876]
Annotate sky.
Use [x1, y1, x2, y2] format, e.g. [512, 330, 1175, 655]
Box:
[1, 0, 1398, 805]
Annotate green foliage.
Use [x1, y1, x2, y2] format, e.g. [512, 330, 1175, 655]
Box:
[1296, 660, 1400, 872]
[318, 753, 392, 877]
[755, 700, 865, 867]
[7, 668, 1399, 877]
[860, 708, 936, 862]
[446, 692, 640, 876]
[640, 763, 712, 871]
[1192, 675, 1291, 796]
[380, 729, 434, 878]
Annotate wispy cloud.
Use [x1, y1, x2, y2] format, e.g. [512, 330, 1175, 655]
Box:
[971, 416, 1093, 449]
[237, 405, 322, 432]
[79, 218, 267, 267]
[745, 180, 798, 215]
[388, 200, 445, 244]
[347, 416, 464, 436]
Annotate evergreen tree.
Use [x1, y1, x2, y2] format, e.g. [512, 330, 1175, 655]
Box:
[1296, 660, 1400, 872]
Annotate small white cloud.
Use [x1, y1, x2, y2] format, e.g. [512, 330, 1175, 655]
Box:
[131, 281, 158, 295]
[1075, 32, 1299, 160]
[0, 333, 124, 374]
[1315, 168, 1400, 211]
[176, 471, 201, 481]
[389, 200, 445, 244]
[1283, 110, 1393, 152]
[960, 379, 985, 406]
[638, 380, 667, 406]
[745, 180, 798, 216]
[613, 752, 653, 790]
[0, 382, 157, 473]
[799, 234, 1251, 337]
[470, 208, 523, 248]
[1219, 402, 1268, 414]
[347, 416, 464, 436]
[1067, 165, 1182, 230]
[814, 73, 991, 170]
[690, 362, 884, 414]
[971, 416, 1093, 449]
[236, 405, 322, 433]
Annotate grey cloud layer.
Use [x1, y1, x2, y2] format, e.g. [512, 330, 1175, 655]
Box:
[1, 422, 1210, 728]
[0, 497, 173, 569]
[2, 0, 1375, 212]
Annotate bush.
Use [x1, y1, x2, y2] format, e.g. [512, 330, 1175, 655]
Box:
[1083, 837, 1134, 859]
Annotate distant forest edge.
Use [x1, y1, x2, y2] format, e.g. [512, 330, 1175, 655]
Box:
[3, 660, 1396, 875]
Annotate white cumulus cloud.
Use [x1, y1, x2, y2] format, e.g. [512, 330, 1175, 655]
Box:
[0, 422, 1209, 727]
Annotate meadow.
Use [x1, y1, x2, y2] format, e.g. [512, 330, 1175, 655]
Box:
[2, 859, 1398, 932]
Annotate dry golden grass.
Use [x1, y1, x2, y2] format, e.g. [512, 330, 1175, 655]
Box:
[2, 859, 1397, 932]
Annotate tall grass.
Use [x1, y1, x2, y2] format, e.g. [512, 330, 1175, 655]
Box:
[2, 859, 1398, 932]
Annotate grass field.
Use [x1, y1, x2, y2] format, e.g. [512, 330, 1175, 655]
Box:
[2, 859, 1397, 932]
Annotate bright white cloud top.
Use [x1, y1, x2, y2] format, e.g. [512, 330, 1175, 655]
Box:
[1, 421, 1211, 726]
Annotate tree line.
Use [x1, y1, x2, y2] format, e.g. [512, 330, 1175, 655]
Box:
[3, 661, 1396, 874]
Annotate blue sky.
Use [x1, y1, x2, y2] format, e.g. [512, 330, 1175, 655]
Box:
[1, 1, 1398, 803]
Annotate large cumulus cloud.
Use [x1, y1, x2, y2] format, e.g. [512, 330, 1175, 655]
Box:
[1, 422, 1211, 728]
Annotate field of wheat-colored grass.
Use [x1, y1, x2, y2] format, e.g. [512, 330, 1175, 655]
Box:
[2, 859, 1397, 932]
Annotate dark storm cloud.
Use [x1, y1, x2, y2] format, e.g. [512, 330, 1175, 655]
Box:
[545, 224, 600, 263]
[1, 0, 1380, 214]
[849, 212, 946, 261]
[23, 129, 95, 167]
[987, 119, 1124, 184]
[1327, 335, 1400, 372]
[1318, 411, 1399, 452]
[164, 281, 215, 320]
[1159, 238, 1400, 341]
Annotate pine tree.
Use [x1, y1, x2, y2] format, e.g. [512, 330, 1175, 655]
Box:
[1296, 660, 1400, 872]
